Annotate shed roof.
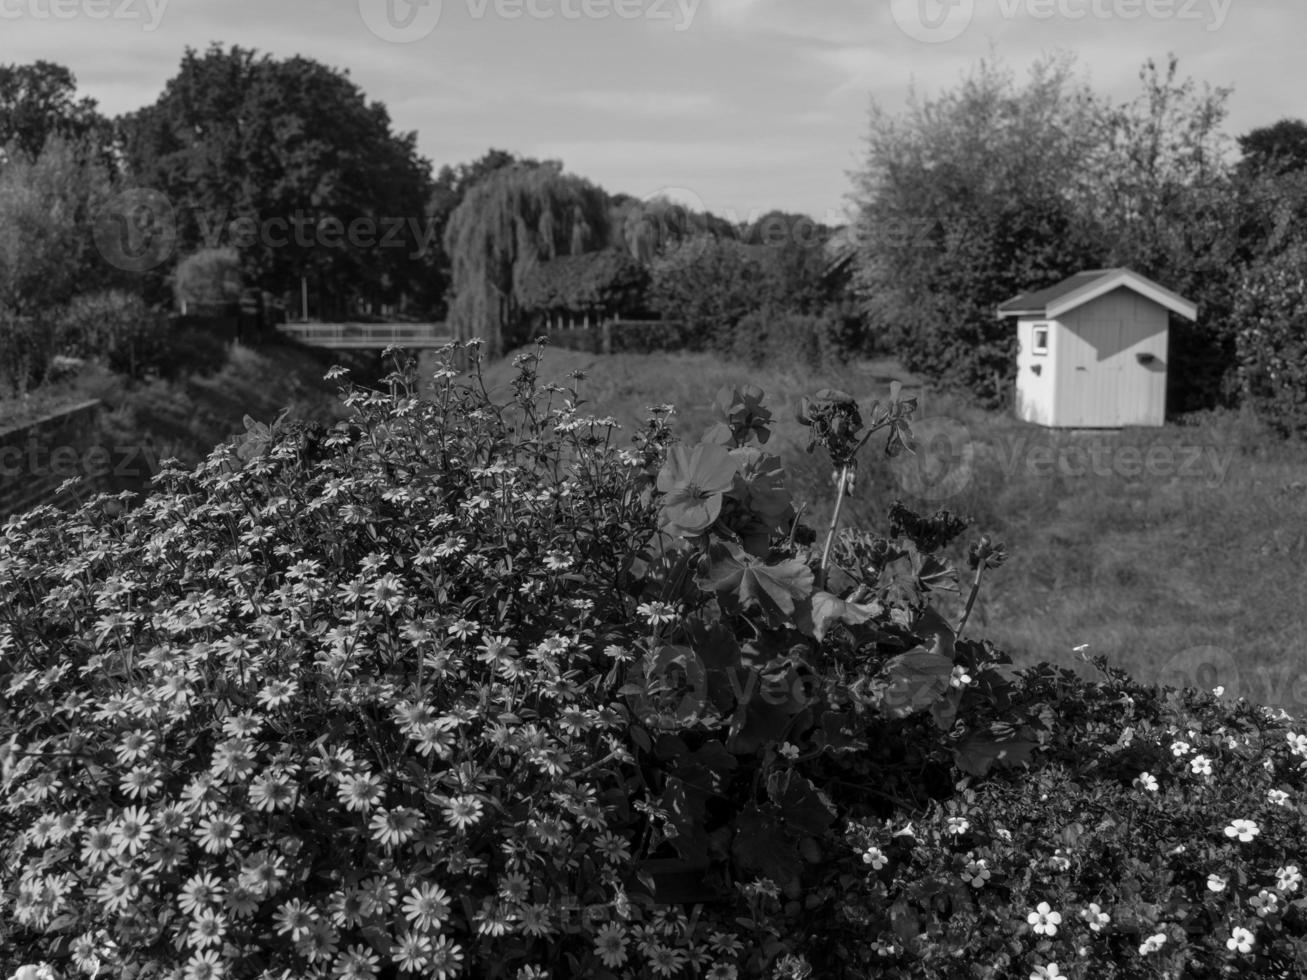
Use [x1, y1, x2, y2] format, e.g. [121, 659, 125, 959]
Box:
[997, 268, 1197, 321]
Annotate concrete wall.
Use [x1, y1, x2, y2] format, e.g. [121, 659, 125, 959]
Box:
[0, 400, 153, 520]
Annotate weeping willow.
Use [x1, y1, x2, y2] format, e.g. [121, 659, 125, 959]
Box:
[443, 162, 611, 358]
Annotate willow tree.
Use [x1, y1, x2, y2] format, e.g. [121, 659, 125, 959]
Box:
[443, 162, 610, 357]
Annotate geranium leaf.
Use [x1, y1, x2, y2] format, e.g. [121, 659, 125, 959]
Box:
[806, 590, 884, 643]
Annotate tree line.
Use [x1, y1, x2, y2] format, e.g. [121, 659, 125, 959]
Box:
[3, 46, 1306, 434]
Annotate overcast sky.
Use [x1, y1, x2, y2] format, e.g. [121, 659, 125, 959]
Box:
[1, 0, 1301, 222]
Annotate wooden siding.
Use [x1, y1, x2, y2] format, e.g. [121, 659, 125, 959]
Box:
[1054, 288, 1167, 427]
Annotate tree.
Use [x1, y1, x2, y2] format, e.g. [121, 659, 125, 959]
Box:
[850, 53, 1105, 405]
[116, 44, 434, 317]
[416, 149, 545, 317]
[174, 247, 242, 313]
[0, 136, 116, 315]
[648, 235, 771, 349]
[443, 162, 610, 357]
[0, 61, 104, 160]
[1237, 118, 1307, 178]
[517, 248, 651, 324]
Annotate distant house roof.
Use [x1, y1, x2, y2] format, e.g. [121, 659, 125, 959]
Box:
[996, 268, 1197, 321]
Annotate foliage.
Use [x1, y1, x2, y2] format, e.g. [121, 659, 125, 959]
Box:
[0, 310, 59, 399]
[117, 43, 434, 314]
[444, 164, 611, 358]
[1228, 245, 1307, 439]
[1237, 118, 1307, 179]
[648, 236, 770, 350]
[174, 249, 243, 314]
[518, 249, 651, 320]
[3, 343, 1307, 980]
[52, 291, 175, 382]
[849, 53, 1104, 407]
[0, 136, 117, 315]
[0, 61, 105, 160]
[722, 308, 866, 373]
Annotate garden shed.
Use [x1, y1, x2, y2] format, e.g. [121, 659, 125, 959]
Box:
[997, 268, 1197, 428]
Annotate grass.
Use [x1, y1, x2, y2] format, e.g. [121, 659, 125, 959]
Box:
[465, 344, 1307, 713]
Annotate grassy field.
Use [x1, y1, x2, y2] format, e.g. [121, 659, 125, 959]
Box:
[455, 345, 1307, 712]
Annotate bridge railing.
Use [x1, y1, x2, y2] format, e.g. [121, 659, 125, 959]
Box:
[275, 322, 452, 348]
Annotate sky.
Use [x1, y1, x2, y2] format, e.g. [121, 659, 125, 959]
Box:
[1, 0, 1302, 223]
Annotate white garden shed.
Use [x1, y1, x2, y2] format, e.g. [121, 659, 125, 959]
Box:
[997, 268, 1197, 428]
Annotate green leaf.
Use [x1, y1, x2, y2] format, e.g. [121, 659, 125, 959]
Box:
[878, 648, 954, 719]
[952, 735, 1038, 777]
[766, 770, 836, 836]
[699, 542, 813, 623]
[805, 590, 884, 642]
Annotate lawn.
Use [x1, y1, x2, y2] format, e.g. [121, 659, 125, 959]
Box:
[462, 344, 1307, 711]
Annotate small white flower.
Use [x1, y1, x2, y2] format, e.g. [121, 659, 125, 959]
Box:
[1276, 864, 1302, 893]
[1250, 889, 1280, 917]
[1170, 741, 1192, 757]
[862, 846, 887, 871]
[1268, 788, 1290, 807]
[1081, 902, 1110, 932]
[949, 666, 972, 689]
[1227, 925, 1254, 953]
[946, 816, 970, 835]
[962, 858, 990, 889]
[1133, 772, 1158, 792]
[1030, 964, 1063, 980]
[1212, 685, 1225, 697]
[1224, 819, 1260, 842]
[1208, 873, 1228, 892]
[778, 743, 800, 760]
[1287, 732, 1307, 757]
[1139, 932, 1166, 955]
[1027, 902, 1061, 937]
[1189, 754, 1212, 777]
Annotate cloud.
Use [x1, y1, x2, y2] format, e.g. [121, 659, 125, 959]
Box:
[542, 90, 724, 118]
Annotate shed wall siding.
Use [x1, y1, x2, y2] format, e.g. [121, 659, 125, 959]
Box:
[1014, 315, 1055, 425]
[1053, 288, 1168, 427]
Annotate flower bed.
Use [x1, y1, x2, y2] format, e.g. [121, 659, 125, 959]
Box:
[1, 340, 1305, 979]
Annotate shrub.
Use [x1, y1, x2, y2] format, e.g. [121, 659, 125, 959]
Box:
[0, 309, 58, 398]
[722, 309, 866, 371]
[54, 291, 173, 381]
[1229, 247, 1307, 440]
[2, 341, 1306, 980]
[174, 249, 243, 317]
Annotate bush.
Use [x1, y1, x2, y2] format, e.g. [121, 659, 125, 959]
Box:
[174, 249, 243, 316]
[0, 309, 58, 398]
[54, 291, 173, 381]
[720, 308, 868, 371]
[2, 342, 1306, 979]
[1229, 247, 1307, 439]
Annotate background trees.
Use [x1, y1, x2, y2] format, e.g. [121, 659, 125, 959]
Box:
[443, 161, 611, 357]
[117, 44, 434, 318]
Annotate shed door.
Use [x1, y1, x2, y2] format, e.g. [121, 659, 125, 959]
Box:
[1062, 317, 1124, 427]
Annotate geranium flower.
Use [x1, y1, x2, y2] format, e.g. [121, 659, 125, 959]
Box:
[656, 442, 740, 537]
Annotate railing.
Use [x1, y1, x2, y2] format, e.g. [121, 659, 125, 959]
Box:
[275, 322, 452, 349]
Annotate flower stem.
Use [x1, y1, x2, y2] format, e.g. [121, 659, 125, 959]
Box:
[818, 465, 850, 590]
[956, 565, 985, 638]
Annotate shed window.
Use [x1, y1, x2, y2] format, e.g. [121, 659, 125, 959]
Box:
[1031, 322, 1050, 356]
